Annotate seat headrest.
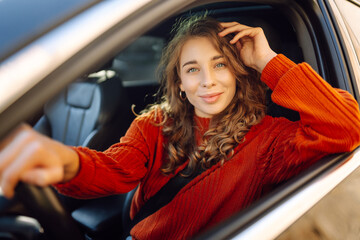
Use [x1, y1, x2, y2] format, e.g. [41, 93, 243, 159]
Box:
[66, 83, 96, 109]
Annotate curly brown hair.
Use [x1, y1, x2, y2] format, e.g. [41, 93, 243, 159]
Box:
[145, 15, 267, 175]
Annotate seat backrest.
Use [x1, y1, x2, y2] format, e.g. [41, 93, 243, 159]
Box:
[34, 71, 130, 150]
[121, 187, 137, 238]
[46, 82, 101, 146]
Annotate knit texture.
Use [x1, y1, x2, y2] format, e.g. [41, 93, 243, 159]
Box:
[55, 54, 360, 239]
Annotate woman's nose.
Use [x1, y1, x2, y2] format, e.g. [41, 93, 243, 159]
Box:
[201, 69, 216, 88]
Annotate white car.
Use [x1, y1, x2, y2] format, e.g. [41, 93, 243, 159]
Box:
[0, 0, 359, 239]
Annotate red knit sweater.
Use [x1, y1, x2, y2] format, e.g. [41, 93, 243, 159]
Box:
[55, 55, 360, 239]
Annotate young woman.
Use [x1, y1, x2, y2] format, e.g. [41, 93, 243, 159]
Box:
[1, 16, 360, 239]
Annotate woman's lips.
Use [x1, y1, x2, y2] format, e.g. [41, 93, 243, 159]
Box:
[200, 92, 223, 103]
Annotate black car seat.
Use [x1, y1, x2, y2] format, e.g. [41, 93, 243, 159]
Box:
[33, 70, 134, 239]
[34, 70, 132, 151]
[67, 36, 165, 239]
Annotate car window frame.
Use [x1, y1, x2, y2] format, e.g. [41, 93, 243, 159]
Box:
[324, 0, 360, 99]
[0, 0, 196, 139]
[330, 0, 360, 93]
[1, 0, 360, 240]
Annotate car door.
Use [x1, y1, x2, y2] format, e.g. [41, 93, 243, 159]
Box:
[276, 1, 360, 239]
[1, 0, 360, 239]
[195, 0, 360, 239]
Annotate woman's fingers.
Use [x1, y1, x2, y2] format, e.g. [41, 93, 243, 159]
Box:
[21, 166, 63, 187]
[218, 21, 276, 73]
[0, 127, 33, 197]
[0, 141, 43, 198]
[219, 22, 262, 44]
[219, 21, 249, 28]
[230, 27, 263, 44]
[0, 125, 64, 198]
[235, 41, 242, 51]
[1, 149, 63, 198]
[0, 124, 27, 150]
[0, 124, 79, 199]
[0, 126, 32, 171]
[219, 22, 239, 28]
[219, 22, 251, 36]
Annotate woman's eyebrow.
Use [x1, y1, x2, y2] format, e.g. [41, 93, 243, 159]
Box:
[182, 55, 224, 68]
[212, 55, 224, 61]
[182, 60, 197, 68]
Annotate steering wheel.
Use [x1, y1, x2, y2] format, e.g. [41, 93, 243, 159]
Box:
[0, 182, 84, 240]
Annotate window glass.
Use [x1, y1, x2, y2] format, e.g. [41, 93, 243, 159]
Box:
[112, 36, 165, 87]
[0, 0, 97, 60]
[334, 0, 360, 40]
[334, 0, 360, 60]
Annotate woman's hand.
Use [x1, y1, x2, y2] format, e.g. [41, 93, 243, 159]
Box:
[218, 22, 277, 73]
[0, 124, 80, 199]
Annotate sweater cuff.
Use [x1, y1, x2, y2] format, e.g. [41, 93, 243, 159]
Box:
[260, 54, 297, 90]
[53, 147, 96, 195]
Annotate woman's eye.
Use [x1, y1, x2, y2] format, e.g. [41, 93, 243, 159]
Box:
[187, 68, 198, 73]
[215, 63, 225, 68]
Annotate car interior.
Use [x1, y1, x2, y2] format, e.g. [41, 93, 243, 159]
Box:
[1, 1, 346, 240]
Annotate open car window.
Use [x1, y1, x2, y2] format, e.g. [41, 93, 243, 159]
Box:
[1, 0, 360, 239]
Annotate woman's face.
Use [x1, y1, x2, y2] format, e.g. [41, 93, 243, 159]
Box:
[179, 37, 237, 118]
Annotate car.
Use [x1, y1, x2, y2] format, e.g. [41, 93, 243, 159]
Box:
[0, 0, 359, 239]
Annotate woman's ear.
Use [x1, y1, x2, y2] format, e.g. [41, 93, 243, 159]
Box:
[179, 83, 184, 91]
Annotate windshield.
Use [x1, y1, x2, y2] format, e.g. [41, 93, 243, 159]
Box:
[0, 0, 99, 61]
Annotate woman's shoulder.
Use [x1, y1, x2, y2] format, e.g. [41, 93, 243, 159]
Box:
[122, 107, 166, 143]
[244, 115, 299, 150]
[255, 115, 298, 132]
[133, 106, 165, 128]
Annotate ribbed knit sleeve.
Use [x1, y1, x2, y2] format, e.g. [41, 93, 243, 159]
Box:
[54, 112, 162, 198]
[259, 54, 360, 183]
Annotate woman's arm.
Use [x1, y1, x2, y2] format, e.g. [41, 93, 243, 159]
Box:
[0, 112, 159, 199]
[219, 22, 360, 152]
[259, 55, 360, 183]
[219, 22, 360, 183]
[262, 54, 360, 154]
[54, 115, 157, 198]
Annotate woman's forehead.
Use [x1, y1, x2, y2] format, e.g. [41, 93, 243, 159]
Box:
[180, 37, 222, 60]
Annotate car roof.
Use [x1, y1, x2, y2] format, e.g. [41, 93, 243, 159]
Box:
[0, 0, 100, 62]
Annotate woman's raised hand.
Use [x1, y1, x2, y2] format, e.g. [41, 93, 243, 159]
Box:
[218, 22, 277, 73]
[0, 124, 80, 199]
